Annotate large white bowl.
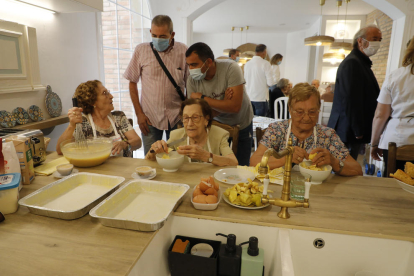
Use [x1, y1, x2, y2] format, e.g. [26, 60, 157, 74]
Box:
[156, 151, 184, 172]
[60, 138, 112, 167]
[394, 179, 414, 195]
[214, 168, 256, 185]
[299, 161, 332, 184]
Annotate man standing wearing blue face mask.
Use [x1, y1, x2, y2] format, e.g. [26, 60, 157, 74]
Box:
[186, 43, 254, 166]
[124, 15, 189, 155]
[328, 25, 382, 160]
[229, 49, 240, 62]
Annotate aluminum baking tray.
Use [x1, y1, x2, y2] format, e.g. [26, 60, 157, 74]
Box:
[18, 173, 125, 220]
[89, 179, 189, 231]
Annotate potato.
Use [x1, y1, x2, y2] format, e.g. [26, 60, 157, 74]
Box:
[193, 195, 208, 204]
[204, 187, 218, 197]
[193, 187, 203, 198]
[205, 195, 218, 204]
[199, 181, 213, 192]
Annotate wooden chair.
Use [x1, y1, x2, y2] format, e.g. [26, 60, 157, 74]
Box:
[212, 120, 240, 155]
[256, 127, 267, 149]
[387, 142, 414, 177]
[274, 97, 289, 120]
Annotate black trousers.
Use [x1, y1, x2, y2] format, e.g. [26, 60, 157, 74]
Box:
[345, 142, 363, 160]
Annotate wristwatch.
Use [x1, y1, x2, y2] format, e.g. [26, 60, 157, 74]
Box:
[201, 95, 206, 99]
[337, 160, 345, 174]
[208, 153, 213, 163]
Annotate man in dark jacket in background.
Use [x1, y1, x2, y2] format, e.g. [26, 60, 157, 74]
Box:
[328, 25, 382, 160]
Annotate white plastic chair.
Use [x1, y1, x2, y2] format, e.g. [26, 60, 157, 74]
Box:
[274, 97, 289, 120]
[318, 100, 333, 126]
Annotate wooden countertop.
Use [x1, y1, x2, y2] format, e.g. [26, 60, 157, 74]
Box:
[2, 153, 414, 275]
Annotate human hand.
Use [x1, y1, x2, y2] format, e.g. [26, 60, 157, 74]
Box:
[149, 140, 169, 154]
[177, 145, 209, 162]
[224, 87, 234, 100]
[309, 148, 334, 167]
[371, 146, 383, 161]
[112, 141, 127, 155]
[68, 107, 83, 127]
[137, 112, 152, 136]
[292, 146, 309, 164]
[190, 92, 203, 99]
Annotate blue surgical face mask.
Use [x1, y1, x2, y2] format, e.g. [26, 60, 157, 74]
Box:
[190, 61, 209, 81]
[277, 61, 282, 65]
[152, 37, 170, 52]
[235, 57, 240, 62]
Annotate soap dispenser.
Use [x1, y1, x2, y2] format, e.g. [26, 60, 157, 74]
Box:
[239, 236, 264, 276]
[216, 233, 242, 276]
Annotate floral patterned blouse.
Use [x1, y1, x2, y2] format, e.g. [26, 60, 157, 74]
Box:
[74, 111, 133, 157]
[260, 120, 349, 161]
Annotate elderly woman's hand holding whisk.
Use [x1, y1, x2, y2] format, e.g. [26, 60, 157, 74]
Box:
[68, 107, 83, 127]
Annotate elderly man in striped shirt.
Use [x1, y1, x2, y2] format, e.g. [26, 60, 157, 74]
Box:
[124, 15, 189, 155]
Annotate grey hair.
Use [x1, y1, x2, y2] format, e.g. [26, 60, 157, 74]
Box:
[152, 15, 173, 33]
[353, 24, 381, 49]
[312, 79, 320, 85]
[277, 78, 290, 89]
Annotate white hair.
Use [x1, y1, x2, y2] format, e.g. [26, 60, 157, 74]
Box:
[353, 24, 381, 49]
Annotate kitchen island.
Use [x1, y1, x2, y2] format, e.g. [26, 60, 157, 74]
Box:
[1, 153, 414, 275]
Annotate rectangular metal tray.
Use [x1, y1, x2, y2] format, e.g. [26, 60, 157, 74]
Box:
[18, 173, 125, 220]
[89, 179, 190, 231]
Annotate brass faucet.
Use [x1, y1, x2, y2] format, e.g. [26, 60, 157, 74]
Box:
[260, 138, 311, 219]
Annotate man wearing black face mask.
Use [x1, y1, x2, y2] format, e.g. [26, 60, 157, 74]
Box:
[328, 25, 382, 160]
[124, 15, 189, 155]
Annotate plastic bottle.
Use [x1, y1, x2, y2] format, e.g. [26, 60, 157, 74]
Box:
[239, 236, 264, 276]
[216, 233, 242, 276]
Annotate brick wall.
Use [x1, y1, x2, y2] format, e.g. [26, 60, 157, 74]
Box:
[366, 10, 393, 88]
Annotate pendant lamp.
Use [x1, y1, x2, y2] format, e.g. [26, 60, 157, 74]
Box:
[329, 0, 352, 54]
[304, 0, 334, 46]
[322, 53, 345, 64]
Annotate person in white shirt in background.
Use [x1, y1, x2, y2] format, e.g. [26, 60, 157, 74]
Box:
[269, 53, 283, 91]
[311, 79, 325, 95]
[244, 44, 276, 116]
[229, 49, 240, 62]
[370, 38, 414, 175]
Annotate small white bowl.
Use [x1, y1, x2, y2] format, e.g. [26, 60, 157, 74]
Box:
[135, 166, 155, 177]
[56, 164, 74, 176]
[156, 151, 185, 172]
[394, 179, 414, 195]
[191, 186, 221, 211]
[299, 161, 332, 184]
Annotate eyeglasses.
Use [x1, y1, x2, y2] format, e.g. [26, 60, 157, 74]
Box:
[292, 109, 320, 118]
[182, 115, 203, 123]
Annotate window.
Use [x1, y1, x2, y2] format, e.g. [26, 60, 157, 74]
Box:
[101, 0, 151, 157]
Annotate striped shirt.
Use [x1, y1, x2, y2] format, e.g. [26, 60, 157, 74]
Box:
[123, 40, 189, 130]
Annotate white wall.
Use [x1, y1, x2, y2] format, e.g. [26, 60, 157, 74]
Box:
[0, 11, 101, 151]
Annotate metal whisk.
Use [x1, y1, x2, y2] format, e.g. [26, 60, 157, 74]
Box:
[72, 98, 88, 149]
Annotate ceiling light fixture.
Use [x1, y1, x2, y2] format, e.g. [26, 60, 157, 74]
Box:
[329, 0, 352, 54]
[323, 53, 345, 64]
[8, 0, 56, 14]
[304, 0, 334, 46]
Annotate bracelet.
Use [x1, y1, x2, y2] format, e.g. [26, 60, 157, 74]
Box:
[371, 144, 378, 148]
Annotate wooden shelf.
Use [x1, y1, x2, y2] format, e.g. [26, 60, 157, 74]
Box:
[14, 115, 69, 130]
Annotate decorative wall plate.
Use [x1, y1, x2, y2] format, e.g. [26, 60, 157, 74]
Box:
[45, 85, 62, 118]
[28, 105, 44, 122]
[12, 107, 29, 125]
[0, 110, 17, 128]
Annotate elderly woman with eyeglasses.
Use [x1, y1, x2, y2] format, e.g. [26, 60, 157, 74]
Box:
[56, 80, 142, 157]
[146, 98, 238, 166]
[250, 83, 362, 176]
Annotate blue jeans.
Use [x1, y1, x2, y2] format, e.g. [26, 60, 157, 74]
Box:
[236, 122, 253, 166]
[142, 122, 177, 155]
[251, 101, 268, 117]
